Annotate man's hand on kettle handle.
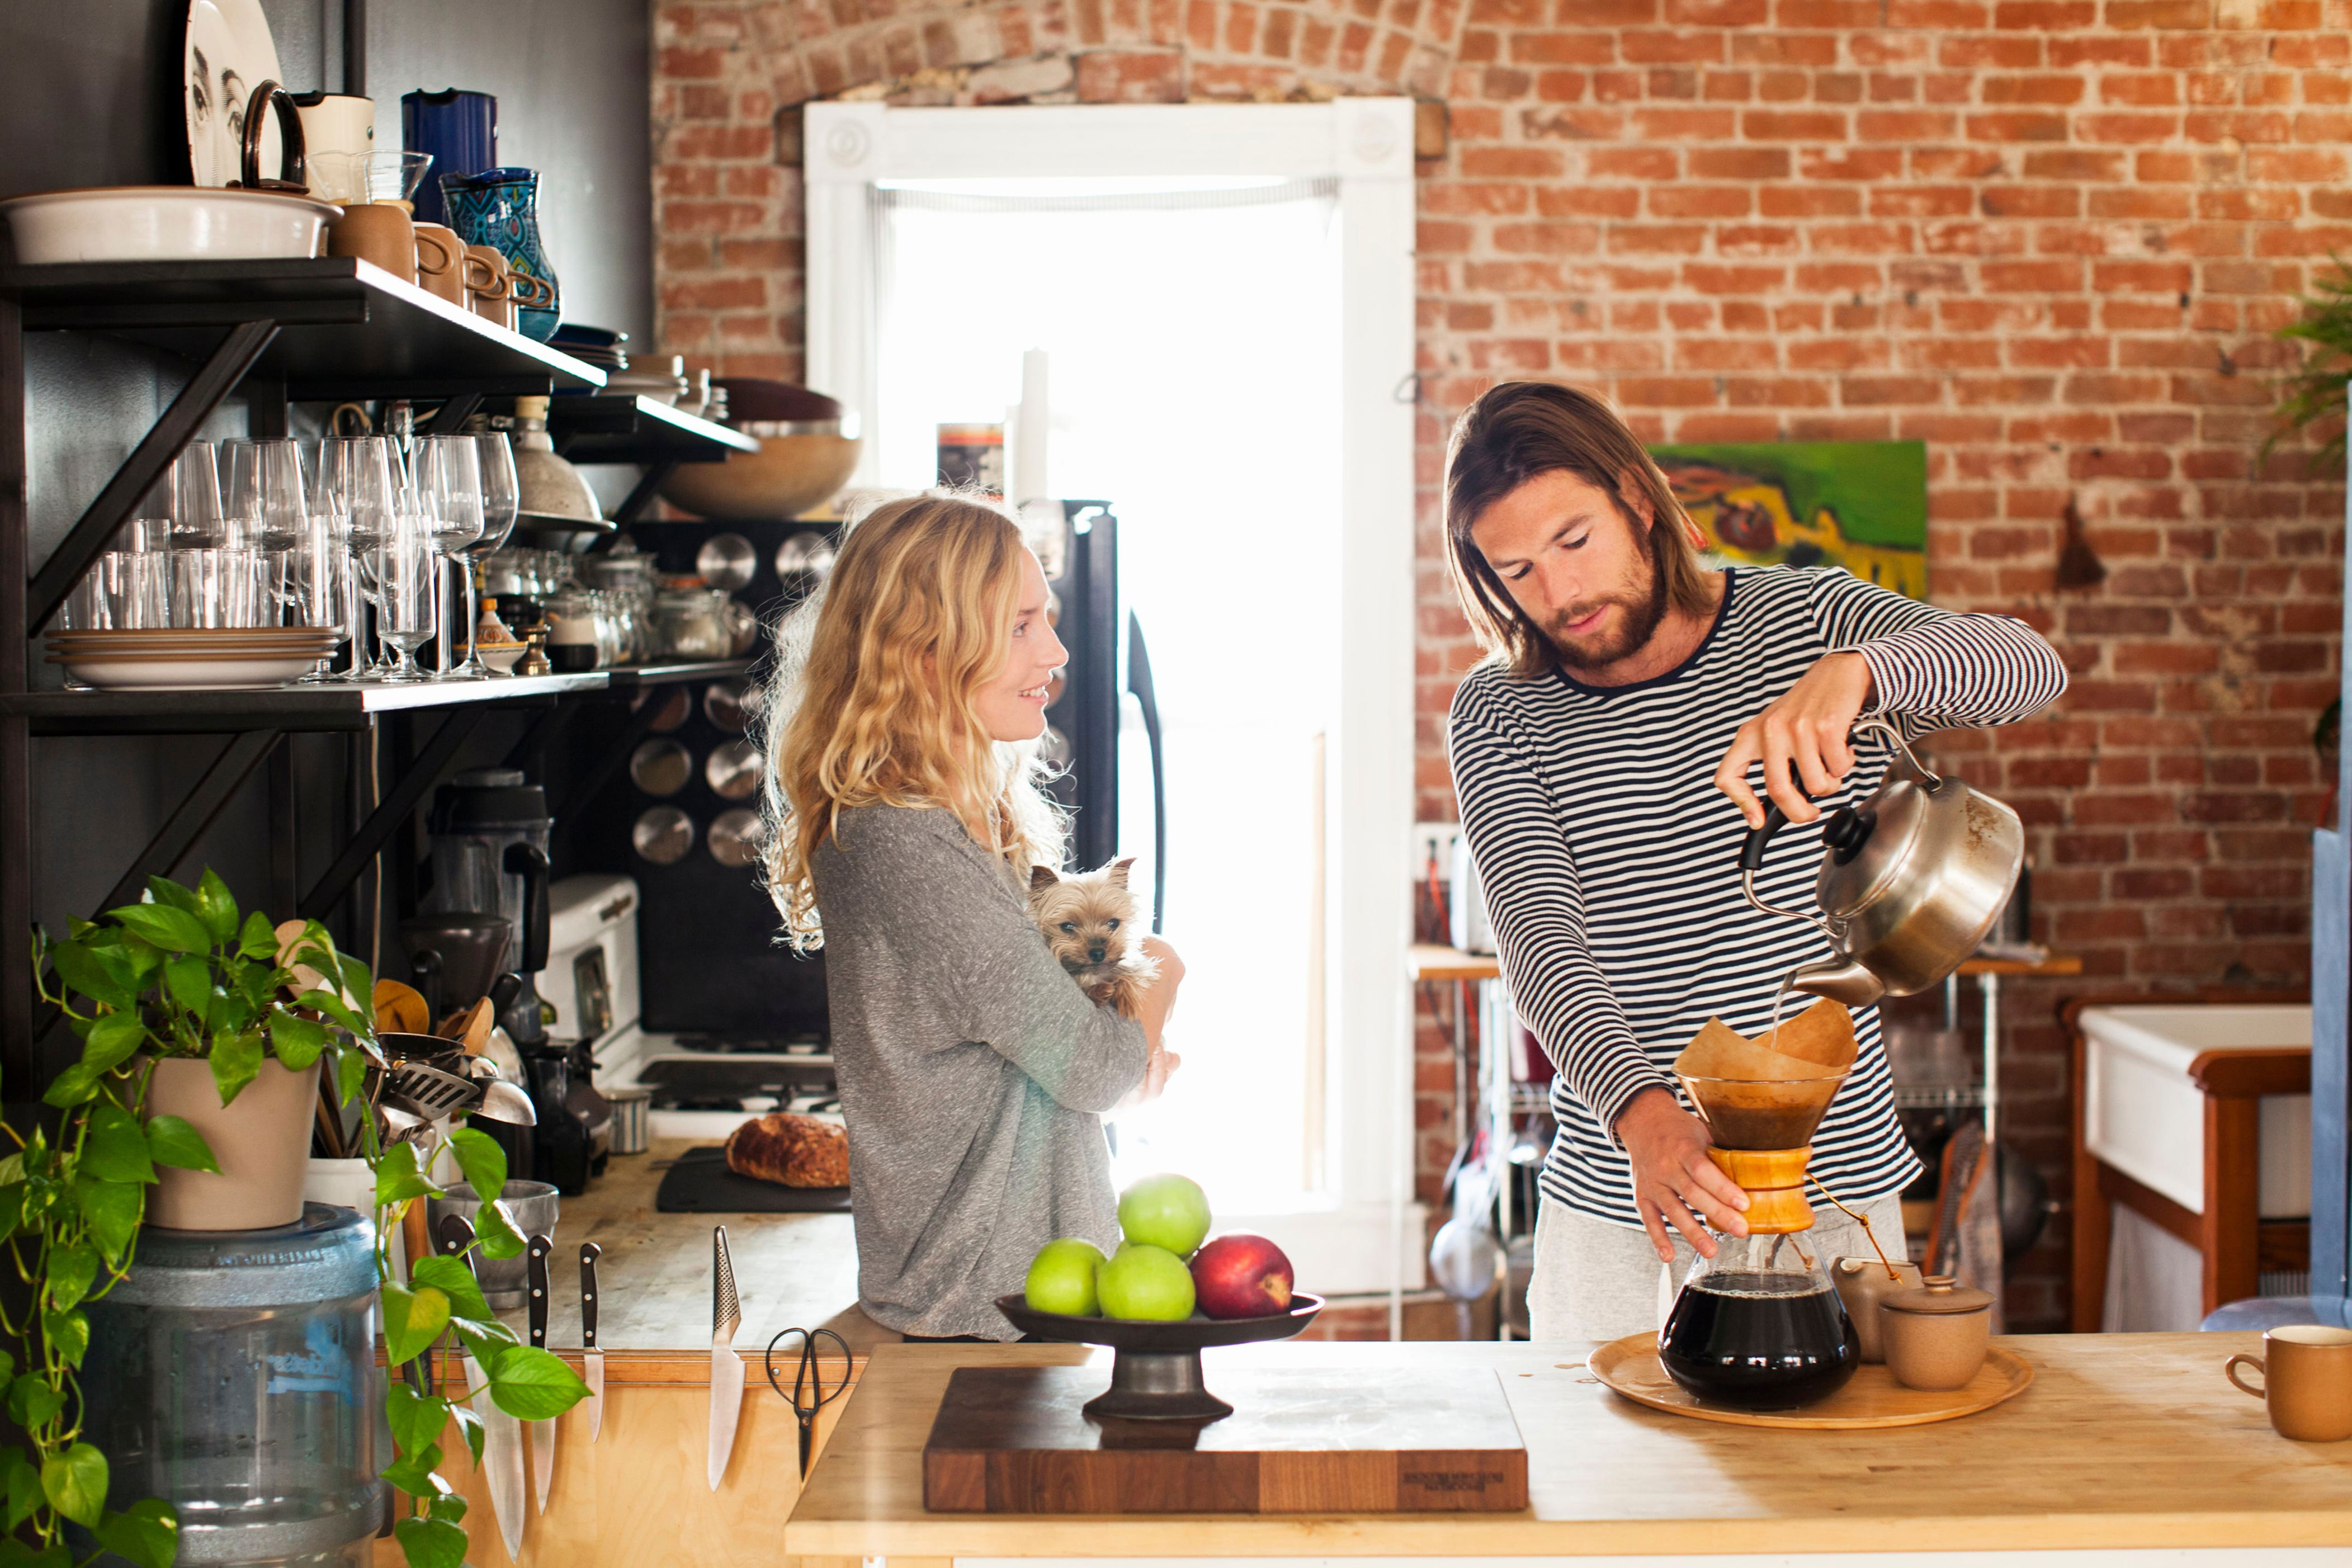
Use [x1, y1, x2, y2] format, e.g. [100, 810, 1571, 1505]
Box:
[1617, 1087, 1751, 1262]
[1712, 651, 1876, 829]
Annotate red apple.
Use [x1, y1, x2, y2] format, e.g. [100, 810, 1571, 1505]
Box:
[1188, 1233, 1295, 1319]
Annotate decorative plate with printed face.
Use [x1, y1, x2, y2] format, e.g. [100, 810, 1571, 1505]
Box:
[185, 0, 285, 187]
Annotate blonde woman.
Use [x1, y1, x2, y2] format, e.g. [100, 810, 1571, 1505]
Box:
[763, 493, 1184, 1341]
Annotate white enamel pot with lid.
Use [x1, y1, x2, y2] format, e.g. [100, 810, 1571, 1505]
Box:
[1737, 716, 2024, 1007]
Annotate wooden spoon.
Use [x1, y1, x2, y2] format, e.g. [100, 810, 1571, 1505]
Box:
[372, 980, 431, 1036]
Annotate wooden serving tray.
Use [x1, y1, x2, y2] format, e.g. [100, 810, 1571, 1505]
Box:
[1589, 1332, 2033, 1429]
[922, 1364, 1528, 1513]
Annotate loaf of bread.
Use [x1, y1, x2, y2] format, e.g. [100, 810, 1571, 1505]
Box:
[723, 1112, 850, 1189]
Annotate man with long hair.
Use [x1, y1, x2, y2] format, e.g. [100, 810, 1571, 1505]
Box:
[1443, 382, 2067, 1340]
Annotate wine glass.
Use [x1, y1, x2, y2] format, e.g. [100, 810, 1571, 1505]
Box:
[450, 432, 521, 678]
[318, 437, 402, 679]
[284, 527, 356, 683]
[414, 435, 486, 680]
[370, 509, 438, 683]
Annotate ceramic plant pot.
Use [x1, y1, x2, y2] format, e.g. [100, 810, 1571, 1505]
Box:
[145, 1056, 320, 1230]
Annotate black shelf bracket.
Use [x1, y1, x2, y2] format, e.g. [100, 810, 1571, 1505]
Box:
[298, 708, 491, 920]
[611, 460, 679, 526]
[27, 318, 280, 633]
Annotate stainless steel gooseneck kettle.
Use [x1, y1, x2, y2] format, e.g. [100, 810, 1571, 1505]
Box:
[1738, 717, 2024, 1007]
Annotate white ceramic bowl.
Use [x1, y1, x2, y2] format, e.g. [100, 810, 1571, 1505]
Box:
[0, 187, 342, 265]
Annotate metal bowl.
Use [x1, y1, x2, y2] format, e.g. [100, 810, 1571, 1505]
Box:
[992, 1292, 1322, 1421]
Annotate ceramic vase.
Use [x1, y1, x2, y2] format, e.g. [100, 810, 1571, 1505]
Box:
[441, 166, 561, 342]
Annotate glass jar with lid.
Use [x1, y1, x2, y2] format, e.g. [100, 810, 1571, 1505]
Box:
[653, 581, 731, 658]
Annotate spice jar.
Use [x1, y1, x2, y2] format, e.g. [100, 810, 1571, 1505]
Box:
[1881, 1274, 1994, 1391]
[1831, 1255, 1924, 1364]
[653, 581, 731, 658]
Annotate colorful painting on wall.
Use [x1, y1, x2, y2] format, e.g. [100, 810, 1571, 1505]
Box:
[1647, 440, 1929, 602]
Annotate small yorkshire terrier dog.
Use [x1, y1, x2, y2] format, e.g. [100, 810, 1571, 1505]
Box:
[1029, 858, 1159, 1018]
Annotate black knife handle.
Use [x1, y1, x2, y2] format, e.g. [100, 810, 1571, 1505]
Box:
[579, 1242, 601, 1350]
[435, 1212, 478, 1277]
[526, 1235, 552, 1348]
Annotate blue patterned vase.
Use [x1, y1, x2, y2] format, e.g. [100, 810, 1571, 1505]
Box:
[441, 166, 561, 343]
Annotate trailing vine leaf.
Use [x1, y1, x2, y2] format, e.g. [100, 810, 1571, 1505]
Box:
[48, 940, 131, 1012]
[448, 1401, 487, 1467]
[393, 1514, 470, 1568]
[40, 1245, 97, 1313]
[144, 1114, 219, 1173]
[374, 1141, 442, 1210]
[384, 1384, 453, 1458]
[0, 1536, 69, 1568]
[106, 903, 210, 956]
[0, 1449, 41, 1531]
[7, 1373, 65, 1431]
[484, 1345, 592, 1421]
[74, 1175, 144, 1263]
[162, 953, 215, 1018]
[447, 1126, 508, 1201]
[409, 1255, 497, 1328]
[81, 1010, 147, 1075]
[38, 1064, 100, 1110]
[295, 988, 370, 1040]
[193, 868, 239, 945]
[380, 1283, 453, 1367]
[472, 1197, 527, 1262]
[381, 1442, 448, 1498]
[37, 1441, 107, 1527]
[81, 1104, 156, 1184]
[141, 877, 201, 914]
[426, 1489, 467, 1524]
[268, 1012, 329, 1071]
[207, 1028, 265, 1106]
[40, 1307, 89, 1368]
[239, 909, 280, 960]
[332, 1042, 368, 1108]
[95, 1499, 182, 1568]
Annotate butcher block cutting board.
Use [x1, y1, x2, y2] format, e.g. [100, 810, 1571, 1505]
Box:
[922, 1364, 1528, 1513]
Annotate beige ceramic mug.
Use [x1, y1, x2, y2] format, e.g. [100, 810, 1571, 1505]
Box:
[326, 201, 416, 285]
[413, 224, 467, 305]
[2227, 1325, 2352, 1442]
[465, 245, 515, 329]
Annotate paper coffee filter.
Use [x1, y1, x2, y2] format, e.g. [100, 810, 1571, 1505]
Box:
[1672, 1003, 1853, 1082]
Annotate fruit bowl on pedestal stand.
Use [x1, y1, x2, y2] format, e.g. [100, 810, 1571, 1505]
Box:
[992, 1293, 1324, 1421]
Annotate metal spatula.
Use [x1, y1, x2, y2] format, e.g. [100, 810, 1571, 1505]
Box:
[386, 1060, 479, 1119]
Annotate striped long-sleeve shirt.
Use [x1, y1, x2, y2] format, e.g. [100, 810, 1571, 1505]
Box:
[1448, 565, 2068, 1229]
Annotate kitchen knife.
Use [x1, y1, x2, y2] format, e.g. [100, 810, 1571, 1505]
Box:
[579, 1241, 604, 1443]
[436, 1214, 527, 1562]
[707, 1226, 743, 1491]
[526, 1234, 556, 1513]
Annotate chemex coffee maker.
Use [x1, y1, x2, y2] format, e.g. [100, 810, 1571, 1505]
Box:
[421, 769, 610, 1194]
[1659, 1004, 1865, 1410]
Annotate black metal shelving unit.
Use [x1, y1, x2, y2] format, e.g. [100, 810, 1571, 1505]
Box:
[0, 260, 751, 1087]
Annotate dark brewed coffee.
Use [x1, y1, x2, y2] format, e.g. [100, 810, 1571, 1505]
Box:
[1659, 1271, 1859, 1410]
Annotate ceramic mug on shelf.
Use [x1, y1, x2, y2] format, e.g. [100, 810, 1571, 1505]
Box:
[464, 244, 514, 329]
[326, 201, 416, 284]
[2227, 1325, 2352, 1442]
[413, 223, 467, 304]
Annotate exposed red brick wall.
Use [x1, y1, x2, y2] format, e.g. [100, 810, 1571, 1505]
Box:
[653, 0, 2350, 1329]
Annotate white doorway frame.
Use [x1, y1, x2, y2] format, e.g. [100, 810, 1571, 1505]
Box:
[804, 100, 1424, 1297]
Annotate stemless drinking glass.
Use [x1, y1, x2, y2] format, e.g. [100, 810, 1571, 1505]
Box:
[453, 432, 522, 678]
[168, 549, 265, 629]
[284, 531, 356, 682]
[143, 443, 226, 549]
[370, 512, 438, 683]
[414, 436, 485, 679]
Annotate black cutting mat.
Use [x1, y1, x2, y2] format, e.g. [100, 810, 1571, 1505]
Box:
[652, 1145, 852, 1213]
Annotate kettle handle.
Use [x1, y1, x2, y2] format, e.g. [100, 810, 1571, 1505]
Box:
[1735, 717, 1942, 874]
[238, 81, 310, 194]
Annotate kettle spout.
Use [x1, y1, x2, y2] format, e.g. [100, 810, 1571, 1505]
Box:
[1787, 956, 1886, 1008]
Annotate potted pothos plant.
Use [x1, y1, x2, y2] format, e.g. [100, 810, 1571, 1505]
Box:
[17, 870, 587, 1568]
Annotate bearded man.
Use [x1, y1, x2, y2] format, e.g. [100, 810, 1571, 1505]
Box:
[1443, 381, 2067, 1340]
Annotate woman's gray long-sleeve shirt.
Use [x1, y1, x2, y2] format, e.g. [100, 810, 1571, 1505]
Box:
[809, 802, 1149, 1339]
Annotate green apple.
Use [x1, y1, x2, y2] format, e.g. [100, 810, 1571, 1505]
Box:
[1097, 1242, 1197, 1321]
[1024, 1238, 1107, 1316]
[1118, 1173, 1212, 1257]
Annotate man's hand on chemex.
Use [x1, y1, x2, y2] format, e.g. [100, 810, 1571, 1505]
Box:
[1616, 1087, 1750, 1262]
[1712, 650, 1876, 828]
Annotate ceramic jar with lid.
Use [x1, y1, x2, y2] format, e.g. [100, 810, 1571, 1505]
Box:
[1831, 1255, 1924, 1364]
[1881, 1274, 1994, 1391]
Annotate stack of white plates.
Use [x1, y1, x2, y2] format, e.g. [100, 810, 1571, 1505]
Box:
[46, 626, 341, 690]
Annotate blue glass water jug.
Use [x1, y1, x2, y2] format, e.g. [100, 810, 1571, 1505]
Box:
[402, 89, 497, 227]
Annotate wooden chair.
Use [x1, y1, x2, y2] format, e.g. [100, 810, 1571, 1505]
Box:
[2065, 990, 2311, 1331]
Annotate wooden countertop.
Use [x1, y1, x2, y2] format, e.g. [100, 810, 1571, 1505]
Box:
[543, 1137, 887, 1354]
[783, 1334, 2352, 1556]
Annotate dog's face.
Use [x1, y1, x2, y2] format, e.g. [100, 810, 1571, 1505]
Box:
[1028, 858, 1140, 972]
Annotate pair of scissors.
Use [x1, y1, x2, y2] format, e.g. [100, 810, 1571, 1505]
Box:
[763, 1326, 851, 1479]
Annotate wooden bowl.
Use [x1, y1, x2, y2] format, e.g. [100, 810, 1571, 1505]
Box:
[659, 433, 861, 521]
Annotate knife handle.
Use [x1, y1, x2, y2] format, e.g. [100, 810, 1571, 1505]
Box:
[526, 1235, 552, 1349]
[580, 1242, 601, 1350]
[436, 1212, 478, 1274]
